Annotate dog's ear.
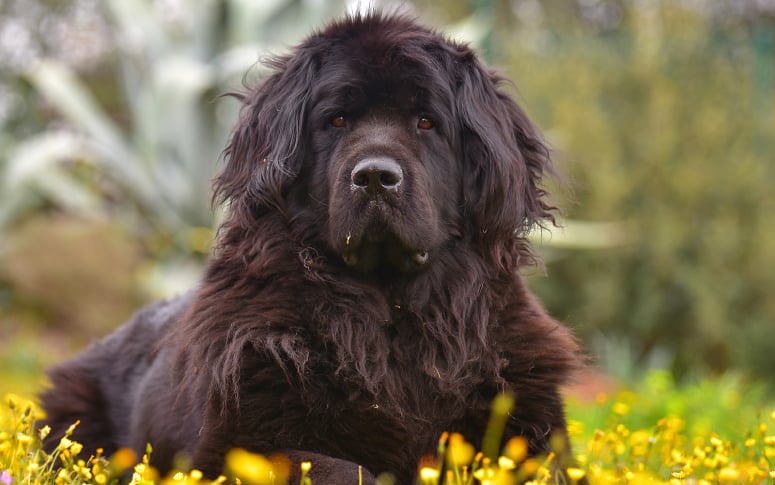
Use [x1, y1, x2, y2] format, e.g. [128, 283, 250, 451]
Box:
[455, 56, 555, 250]
[214, 52, 318, 219]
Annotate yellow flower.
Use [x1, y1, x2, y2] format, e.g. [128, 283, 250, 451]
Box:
[660, 416, 685, 433]
[504, 436, 528, 463]
[671, 450, 685, 464]
[225, 449, 276, 485]
[566, 467, 586, 482]
[613, 440, 626, 456]
[472, 465, 496, 482]
[520, 459, 539, 476]
[612, 402, 630, 416]
[419, 466, 440, 483]
[629, 430, 651, 457]
[111, 448, 138, 472]
[70, 442, 83, 456]
[718, 467, 739, 482]
[567, 420, 584, 438]
[446, 433, 475, 466]
[16, 433, 32, 445]
[497, 456, 516, 470]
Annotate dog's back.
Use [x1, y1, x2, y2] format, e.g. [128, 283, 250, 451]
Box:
[38, 292, 195, 460]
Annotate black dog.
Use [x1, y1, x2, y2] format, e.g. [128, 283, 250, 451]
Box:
[40, 13, 584, 484]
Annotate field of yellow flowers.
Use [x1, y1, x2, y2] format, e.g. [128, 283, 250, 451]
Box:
[1, 372, 774, 485]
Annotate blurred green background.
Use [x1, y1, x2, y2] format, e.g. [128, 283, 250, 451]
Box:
[0, 0, 773, 400]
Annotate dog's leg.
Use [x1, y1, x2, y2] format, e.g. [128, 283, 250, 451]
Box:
[192, 414, 378, 484]
[283, 450, 377, 485]
[502, 392, 589, 485]
[193, 438, 377, 484]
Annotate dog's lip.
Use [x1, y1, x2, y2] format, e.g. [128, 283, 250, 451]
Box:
[339, 230, 429, 272]
[411, 250, 429, 265]
[340, 247, 431, 271]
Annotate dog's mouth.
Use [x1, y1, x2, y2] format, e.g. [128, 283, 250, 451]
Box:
[342, 240, 429, 273]
[339, 222, 429, 273]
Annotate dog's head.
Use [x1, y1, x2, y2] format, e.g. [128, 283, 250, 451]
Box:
[215, 13, 554, 274]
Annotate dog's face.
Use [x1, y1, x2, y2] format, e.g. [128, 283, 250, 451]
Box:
[216, 14, 554, 275]
[303, 41, 462, 273]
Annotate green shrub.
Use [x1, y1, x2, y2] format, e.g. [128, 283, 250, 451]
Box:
[501, 3, 775, 380]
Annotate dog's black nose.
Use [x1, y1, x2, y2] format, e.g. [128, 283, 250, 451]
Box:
[351, 158, 403, 194]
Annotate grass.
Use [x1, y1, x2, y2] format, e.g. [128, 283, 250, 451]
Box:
[1, 372, 774, 485]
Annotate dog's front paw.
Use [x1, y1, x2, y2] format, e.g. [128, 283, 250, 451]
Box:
[284, 451, 377, 484]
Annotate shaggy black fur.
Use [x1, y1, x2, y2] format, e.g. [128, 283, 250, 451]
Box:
[40, 13, 585, 484]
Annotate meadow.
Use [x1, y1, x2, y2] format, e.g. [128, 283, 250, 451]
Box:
[1, 369, 773, 485]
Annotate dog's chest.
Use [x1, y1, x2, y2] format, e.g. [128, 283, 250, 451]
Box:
[296, 383, 442, 479]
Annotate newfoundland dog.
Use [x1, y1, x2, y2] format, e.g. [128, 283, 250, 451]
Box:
[40, 13, 584, 484]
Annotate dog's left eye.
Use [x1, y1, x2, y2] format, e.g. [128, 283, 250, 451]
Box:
[417, 116, 434, 130]
[331, 116, 347, 128]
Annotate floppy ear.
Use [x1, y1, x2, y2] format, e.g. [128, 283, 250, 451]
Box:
[214, 51, 318, 220]
[455, 56, 555, 250]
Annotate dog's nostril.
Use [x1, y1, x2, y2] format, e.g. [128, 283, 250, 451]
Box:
[379, 171, 401, 187]
[353, 172, 371, 188]
[351, 158, 403, 193]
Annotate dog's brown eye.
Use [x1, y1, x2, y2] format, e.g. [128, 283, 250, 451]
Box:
[417, 116, 434, 130]
[331, 116, 347, 128]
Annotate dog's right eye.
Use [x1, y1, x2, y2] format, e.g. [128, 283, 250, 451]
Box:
[331, 116, 347, 128]
[417, 116, 434, 130]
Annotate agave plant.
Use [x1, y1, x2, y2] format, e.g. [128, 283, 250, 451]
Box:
[1, 0, 346, 293]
